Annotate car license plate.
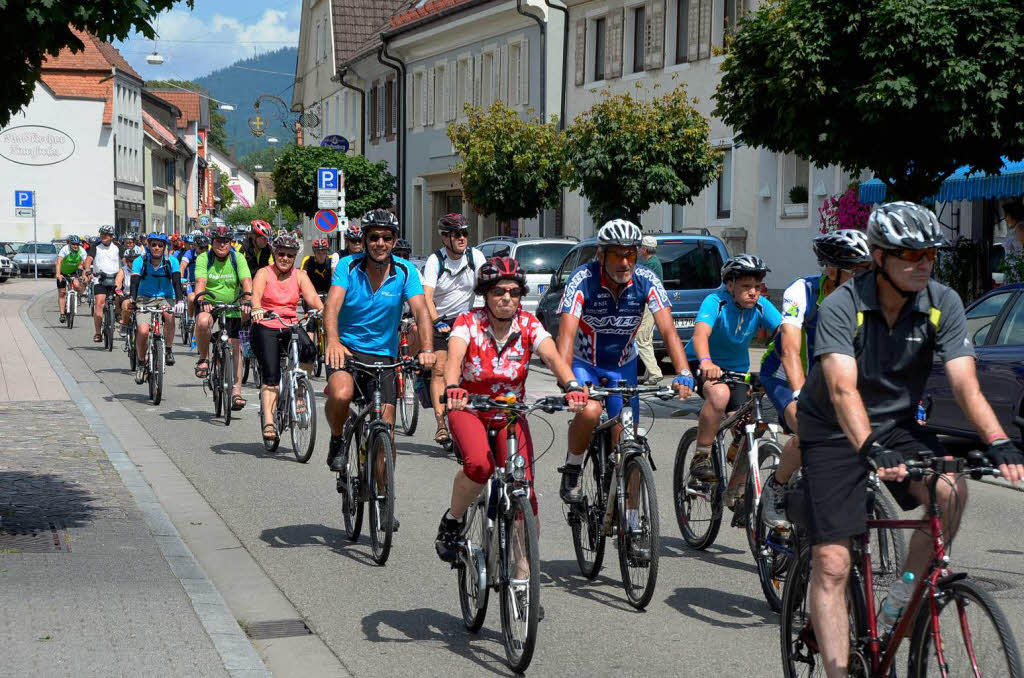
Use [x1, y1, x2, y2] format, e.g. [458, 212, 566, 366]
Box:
[538, 284, 547, 294]
[674, 317, 695, 329]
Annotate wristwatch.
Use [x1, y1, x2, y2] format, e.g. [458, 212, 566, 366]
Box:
[792, 389, 801, 402]
[562, 379, 583, 393]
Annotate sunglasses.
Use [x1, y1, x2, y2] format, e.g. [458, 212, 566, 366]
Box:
[606, 248, 638, 261]
[447, 230, 470, 239]
[488, 287, 522, 299]
[148, 242, 166, 247]
[213, 238, 232, 245]
[892, 248, 937, 263]
[275, 251, 297, 259]
[368, 234, 395, 243]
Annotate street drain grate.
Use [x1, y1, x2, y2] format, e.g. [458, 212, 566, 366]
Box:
[0, 522, 71, 553]
[244, 619, 312, 640]
[970, 576, 1016, 593]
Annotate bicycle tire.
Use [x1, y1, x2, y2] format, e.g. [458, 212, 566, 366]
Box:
[749, 440, 789, 612]
[150, 337, 163, 405]
[571, 438, 607, 579]
[67, 292, 76, 329]
[617, 452, 660, 610]
[673, 427, 724, 550]
[367, 430, 396, 565]
[314, 321, 325, 378]
[498, 493, 540, 673]
[869, 485, 907, 593]
[290, 376, 316, 463]
[341, 423, 363, 541]
[211, 346, 224, 418]
[222, 344, 233, 426]
[104, 305, 114, 351]
[128, 325, 138, 371]
[396, 369, 419, 437]
[457, 497, 489, 632]
[907, 577, 1023, 678]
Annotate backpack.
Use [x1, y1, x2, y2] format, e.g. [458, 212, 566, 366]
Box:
[138, 255, 174, 281]
[433, 247, 479, 280]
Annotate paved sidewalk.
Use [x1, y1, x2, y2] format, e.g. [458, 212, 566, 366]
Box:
[0, 280, 258, 677]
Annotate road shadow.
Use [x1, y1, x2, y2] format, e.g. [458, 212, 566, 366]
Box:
[109, 392, 153, 404]
[539, 558, 639, 614]
[210, 441, 302, 463]
[160, 408, 218, 424]
[94, 367, 130, 374]
[361, 607, 512, 676]
[664, 586, 775, 628]
[397, 442, 459, 461]
[0, 471, 100, 529]
[258, 523, 379, 567]
[660, 535, 758, 575]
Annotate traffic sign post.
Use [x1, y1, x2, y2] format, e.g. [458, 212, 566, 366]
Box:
[15, 190, 38, 278]
[317, 167, 343, 211]
[313, 209, 339, 234]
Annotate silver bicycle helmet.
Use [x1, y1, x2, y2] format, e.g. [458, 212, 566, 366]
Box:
[867, 202, 946, 251]
[721, 253, 770, 281]
[98, 224, 114, 236]
[813, 229, 871, 269]
[360, 208, 400, 236]
[596, 219, 643, 247]
[272, 232, 300, 250]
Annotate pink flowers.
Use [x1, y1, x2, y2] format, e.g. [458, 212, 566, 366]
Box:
[818, 185, 871, 234]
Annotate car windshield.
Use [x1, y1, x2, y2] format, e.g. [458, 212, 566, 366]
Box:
[19, 243, 57, 254]
[515, 243, 574, 274]
[658, 240, 723, 290]
[0, 244, 15, 256]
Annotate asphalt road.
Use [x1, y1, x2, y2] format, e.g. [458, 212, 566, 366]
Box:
[31, 292, 1024, 678]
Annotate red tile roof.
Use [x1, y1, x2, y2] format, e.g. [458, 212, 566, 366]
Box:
[42, 26, 143, 82]
[390, 0, 473, 28]
[332, 0, 411, 67]
[143, 110, 177, 149]
[146, 89, 201, 130]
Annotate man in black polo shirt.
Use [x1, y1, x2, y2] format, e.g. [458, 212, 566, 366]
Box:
[798, 201, 1024, 678]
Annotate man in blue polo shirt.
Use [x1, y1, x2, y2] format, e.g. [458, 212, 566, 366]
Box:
[129, 232, 183, 384]
[324, 209, 435, 490]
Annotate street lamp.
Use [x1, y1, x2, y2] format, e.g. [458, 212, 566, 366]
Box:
[220, 104, 235, 111]
[254, 164, 263, 170]
[267, 137, 279, 144]
[146, 51, 164, 65]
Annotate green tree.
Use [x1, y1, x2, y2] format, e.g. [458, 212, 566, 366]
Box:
[0, 0, 193, 129]
[213, 167, 235, 212]
[713, 0, 1024, 201]
[239, 143, 292, 175]
[222, 198, 297, 228]
[565, 85, 721, 223]
[272, 145, 396, 218]
[448, 102, 566, 222]
[147, 79, 228, 152]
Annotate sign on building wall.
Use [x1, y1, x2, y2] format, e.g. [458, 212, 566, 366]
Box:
[0, 125, 75, 166]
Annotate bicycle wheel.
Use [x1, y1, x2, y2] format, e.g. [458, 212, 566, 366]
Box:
[104, 306, 114, 351]
[314, 322, 325, 378]
[150, 337, 163, 405]
[570, 439, 607, 579]
[290, 376, 316, 463]
[241, 357, 251, 385]
[908, 578, 1023, 678]
[128, 323, 137, 371]
[341, 423, 363, 541]
[395, 369, 419, 436]
[868, 484, 907, 595]
[498, 493, 540, 673]
[749, 440, 790, 612]
[457, 498, 489, 632]
[67, 293, 76, 328]
[211, 346, 224, 418]
[673, 427, 724, 550]
[367, 430, 396, 565]
[617, 451, 660, 610]
[221, 344, 234, 426]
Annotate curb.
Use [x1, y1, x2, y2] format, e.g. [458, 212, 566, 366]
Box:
[20, 290, 272, 678]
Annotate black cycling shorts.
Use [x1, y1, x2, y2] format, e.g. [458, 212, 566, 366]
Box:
[800, 422, 938, 545]
[688, 359, 748, 412]
[250, 323, 316, 386]
[327, 350, 397, 405]
[93, 283, 116, 297]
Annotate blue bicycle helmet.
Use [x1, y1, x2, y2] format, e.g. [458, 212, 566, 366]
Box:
[66, 235, 81, 245]
[147, 232, 169, 244]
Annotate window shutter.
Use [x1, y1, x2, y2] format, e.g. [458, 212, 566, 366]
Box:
[688, 0, 712, 61]
[426, 69, 435, 126]
[378, 83, 385, 138]
[391, 79, 398, 134]
[473, 55, 482, 106]
[499, 45, 508, 102]
[574, 19, 586, 86]
[606, 9, 624, 80]
[519, 39, 530, 105]
[447, 64, 456, 120]
[370, 81, 378, 138]
[644, 0, 665, 70]
[508, 44, 521, 103]
[406, 76, 414, 129]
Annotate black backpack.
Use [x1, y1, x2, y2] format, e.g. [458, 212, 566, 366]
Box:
[433, 247, 479, 280]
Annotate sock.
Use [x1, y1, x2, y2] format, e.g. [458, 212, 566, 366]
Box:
[565, 452, 584, 466]
[626, 509, 640, 531]
[445, 509, 464, 524]
[695, 444, 712, 458]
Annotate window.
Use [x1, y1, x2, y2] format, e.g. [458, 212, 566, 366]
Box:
[369, 85, 378, 139]
[482, 51, 494, 107]
[716, 147, 732, 219]
[661, 240, 724, 290]
[434, 65, 445, 121]
[724, 0, 739, 39]
[994, 293, 1024, 345]
[967, 292, 1014, 345]
[384, 79, 394, 136]
[675, 0, 689, 64]
[780, 153, 810, 216]
[456, 58, 470, 116]
[632, 6, 646, 73]
[508, 43, 522, 102]
[556, 249, 581, 284]
[594, 17, 607, 81]
[515, 243, 575, 275]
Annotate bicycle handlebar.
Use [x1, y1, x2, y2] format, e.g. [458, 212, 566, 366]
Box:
[259, 310, 323, 325]
[695, 368, 759, 387]
[904, 453, 1003, 481]
[342, 356, 423, 374]
[451, 393, 568, 414]
[586, 383, 677, 401]
[135, 305, 172, 314]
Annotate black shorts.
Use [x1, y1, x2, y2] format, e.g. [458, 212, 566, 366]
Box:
[56, 276, 75, 289]
[327, 350, 397, 405]
[688, 359, 748, 412]
[800, 422, 938, 545]
[214, 316, 241, 339]
[433, 328, 450, 352]
[93, 283, 116, 297]
[250, 323, 316, 386]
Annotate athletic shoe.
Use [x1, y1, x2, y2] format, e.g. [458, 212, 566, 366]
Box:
[434, 511, 463, 563]
[559, 464, 583, 504]
[761, 474, 790, 529]
[689, 451, 717, 481]
[327, 434, 347, 472]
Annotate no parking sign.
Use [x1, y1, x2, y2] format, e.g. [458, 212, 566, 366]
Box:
[314, 209, 339, 233]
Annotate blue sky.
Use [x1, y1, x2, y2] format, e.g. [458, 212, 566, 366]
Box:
[114, 1, 300, 81]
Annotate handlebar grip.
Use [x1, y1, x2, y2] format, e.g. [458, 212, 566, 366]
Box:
[858, 419, 898, 457]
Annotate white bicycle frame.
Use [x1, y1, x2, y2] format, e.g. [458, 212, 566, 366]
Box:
[714, 393, 782, 530]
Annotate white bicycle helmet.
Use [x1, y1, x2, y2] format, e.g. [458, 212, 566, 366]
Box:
[813, 229, 871, 269]
[867, 202, 946, 251]
[597, 219, 643, 247]
[721, 253, 770, 281]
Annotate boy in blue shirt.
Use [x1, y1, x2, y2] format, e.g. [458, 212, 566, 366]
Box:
[685, 254, 781, 487]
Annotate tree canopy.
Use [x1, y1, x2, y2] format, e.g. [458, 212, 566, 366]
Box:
[272, 145, 396, 218]
[565, 85, 721, 223]
[222, 197, 298, 229]
[0, 0, 192, 129]
[238, 143, 293, 176]
[147, 79, 228, 152]
[713, 0, 1024, 201]
[448, 102, 566, 222]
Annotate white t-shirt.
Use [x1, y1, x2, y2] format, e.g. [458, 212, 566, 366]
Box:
[91, 242, 121, 277]
[422, 247, 487, 320]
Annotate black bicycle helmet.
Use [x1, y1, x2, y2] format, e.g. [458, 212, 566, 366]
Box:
[393, 238, 412, 257]
[360, 209, 399, 236]
[813, 229, 872, 269]
[721, 254, 770, 282]
[438, 213, 470, 234]
[474, 256, 529, 297]
[867, 201, 947, 251]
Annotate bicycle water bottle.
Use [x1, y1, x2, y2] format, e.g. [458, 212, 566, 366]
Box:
[877, 572, 915, 634]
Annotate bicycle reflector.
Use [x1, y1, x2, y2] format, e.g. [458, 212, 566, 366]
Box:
[513, 454, 527, 481]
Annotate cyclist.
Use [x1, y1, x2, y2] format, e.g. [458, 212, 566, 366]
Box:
[122, 233, 144, 263]
[300, 238, 333, 296]
[556, 219, 694, 510]
[798, 202, 1024, 678]
[423, 213, 487, 446]
[86, 225, 122, 343]
[194, 224, 253, 411]
[758, 230, 872, 528]
[393, 238, 413, 260]
[128, 233, 183, 384]
[181, 234, 209, 320]
[323, 209, 436, 531]
[250, 233, 324, 443]
[329, 222, 364, 270]
[56, 235, 87, 323]
[114, 250, 138, 335]
[435, 257, 587, 562]
[243, 220, 274, 272]
[685, 253, 782, 504]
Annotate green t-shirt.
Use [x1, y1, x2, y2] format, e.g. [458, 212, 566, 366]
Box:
[641, 254, 664, 282]
[195, 250, 251, 318]
[59, 246, 85, 275]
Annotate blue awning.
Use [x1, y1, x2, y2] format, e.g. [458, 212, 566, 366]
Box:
[859, 157, 1024, 204]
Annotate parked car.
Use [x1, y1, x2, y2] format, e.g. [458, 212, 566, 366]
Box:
[923, 283, 1024, 443]
[475, 236, 577, 314]
[14, 242, 59, 277]
[535, 232, 729, 366]
[0, 252, 18, 281]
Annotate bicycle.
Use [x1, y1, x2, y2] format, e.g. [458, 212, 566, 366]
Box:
[198, 294, 242, 426]
[450, 393, 566, 674]
[309, 293, 327, 378]
[93, 273, 116, 351]
[258, 311, 319, 462]
[395, 316, 419, 436]
[134, 305, 168, 406]
[566, 382, 676, 609]
[124, 310, 138, 370]
[178, 281, 194, 347]
[780, 423, 1023, 678]
[64, 274, 83, 329]
[337, 357, 421, 565]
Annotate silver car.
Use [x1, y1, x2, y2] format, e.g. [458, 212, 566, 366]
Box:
[14, 241, 59, 277]
[477, 237, 577, 314]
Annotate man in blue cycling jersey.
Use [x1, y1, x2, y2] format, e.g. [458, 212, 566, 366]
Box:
[757, 230, 872, 527]
[686, 254, 782, 499]
[129, 232, 183, 384]
[556, 219, 693, 520]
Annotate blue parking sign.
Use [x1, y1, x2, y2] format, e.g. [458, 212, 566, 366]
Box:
[15, 190, 33, 208]
[317, 168, 339, 191]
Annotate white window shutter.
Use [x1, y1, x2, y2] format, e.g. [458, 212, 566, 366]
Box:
[442, 66, 451, 121]
[378, 83, 385, 137]
[508, 44, 520, 104]
[464, 58, 473, 112]
[406, 76, 414, 129]
[391, 80, 398, 134]
[519, 39, 530, 105]
[425, 70, 433, 126]
[499, 46, 508, 102]
[473, 55, 482, 107]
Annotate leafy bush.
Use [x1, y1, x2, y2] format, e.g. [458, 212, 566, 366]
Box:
[787, 185, 809, 205]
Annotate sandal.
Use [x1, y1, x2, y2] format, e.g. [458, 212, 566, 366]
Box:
[93, 333, 102, 343]
[194, 359, 209, 379]
[434, 426, 450, 445]
[262, 423, 278, 442]
[231, 394, 247, 411]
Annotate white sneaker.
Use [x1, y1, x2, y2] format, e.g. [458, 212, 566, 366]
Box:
[761, 475, 790, 529]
